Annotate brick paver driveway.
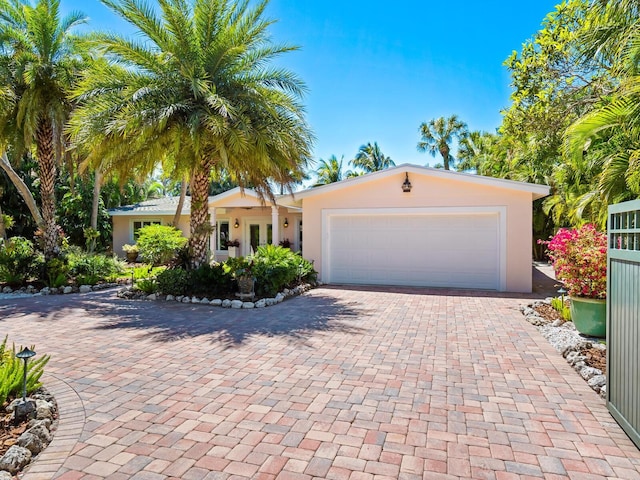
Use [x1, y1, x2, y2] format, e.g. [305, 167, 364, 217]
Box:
[2, 286, 640, 480]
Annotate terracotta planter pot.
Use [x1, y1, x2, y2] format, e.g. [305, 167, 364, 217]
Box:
[570, 296, 606, 338]
[126, 251, 139, 262]
[237, 276, 254, 295]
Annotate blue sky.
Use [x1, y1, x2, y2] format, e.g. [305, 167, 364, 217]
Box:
[65, 0, 560, 168]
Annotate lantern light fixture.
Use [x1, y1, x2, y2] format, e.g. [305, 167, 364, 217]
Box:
[402, 172, 412, 193]
[234, 219, 239, 228]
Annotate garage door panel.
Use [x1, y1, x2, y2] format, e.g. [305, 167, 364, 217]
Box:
[327, 213, 499, 289]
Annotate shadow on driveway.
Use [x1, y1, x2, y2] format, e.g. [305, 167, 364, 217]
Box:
[0, 289, 369, 348]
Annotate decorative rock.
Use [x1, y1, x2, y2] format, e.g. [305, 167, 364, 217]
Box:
[49, 287, 58, 294]
[175, 295, 183, 302]
[231, 300, 243, 309]
[2, 286, 12, 293]
[146, 294, 157, 301]
[200, 298, 210, 304]
[166, 295, 175, 301]
[27, 418, 51, 430]
[265, 298, 276, 306]
[275, 293, 284, 303]
[283, 288, 290, 296]
[0, 446, 31, 474]
[242, 302, 255, 309]
[13, 401, 36, 425]
[580, 367, 602, 380]
[0, 471, 12, 480]
[39, 287, 50, 295]
[588, 375, 606, 389]
[210, 299, 222, 306]
[222, 299, 232, 308]
[255, 299, 266, 308]
[522, 307, 536, 316]
[191, 297, 200, 304]
[26, 424, 51, 444]
[17, 432, 43, 455]
[79, 285, 92, 294]
[600, 384, 607, 397]
[26, 285, 35, 294]
[551, 319, 565, 327]
[181, 297, 191, 303]
[63, 286, 73, 294]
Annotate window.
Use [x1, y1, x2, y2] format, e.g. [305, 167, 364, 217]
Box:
[132, 220, 161, 241]
[217, 221, 229, 250]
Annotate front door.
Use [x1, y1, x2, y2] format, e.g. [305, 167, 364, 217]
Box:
[246, 220, 272, 255]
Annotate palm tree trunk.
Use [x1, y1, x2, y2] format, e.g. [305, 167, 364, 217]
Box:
[188, 160, 212, 268]
[36, 119, 59, 259]
[0, 151, 44, 228]
[172, 175, 188, 227]
[89, 167, 103, 253]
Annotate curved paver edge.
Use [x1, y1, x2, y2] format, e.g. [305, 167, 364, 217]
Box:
[21, 373, 86, 480]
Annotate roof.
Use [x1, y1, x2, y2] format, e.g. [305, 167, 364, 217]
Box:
[284, 163, 550, 202]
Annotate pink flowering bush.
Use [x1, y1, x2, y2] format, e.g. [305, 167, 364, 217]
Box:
[541, 224, 607, 299]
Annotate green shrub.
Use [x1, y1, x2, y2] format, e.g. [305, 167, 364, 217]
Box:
[135, 278, 158, 294]
[250, 245, 317, 297]
[46, 257, 70, 288]
[156, 268, 190, 296]
[0, 237, 43, 286]
[562, 306, 572, 321]
[132, 264, 166, 280]
[189, 264, 232, 296]
[551, 297, 572, 321]
[0, 336, 50, 405]
[67, 249, 124, 284]
[137, 225, 187, 266]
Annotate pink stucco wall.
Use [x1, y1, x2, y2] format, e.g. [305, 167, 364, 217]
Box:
[300, 171, 534, 292]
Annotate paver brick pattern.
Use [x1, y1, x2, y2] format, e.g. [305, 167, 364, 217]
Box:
[1, 286, 639, 479]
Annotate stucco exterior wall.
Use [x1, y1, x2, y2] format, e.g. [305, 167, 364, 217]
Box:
[301, 171, 534, 292]
[112, 215, 190, 259]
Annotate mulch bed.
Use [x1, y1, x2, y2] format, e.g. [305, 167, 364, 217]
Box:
[0, 410, 28, 457]
[532, 303, 607, 374]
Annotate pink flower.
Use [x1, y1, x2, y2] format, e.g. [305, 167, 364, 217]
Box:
[541, 224, 607, 299]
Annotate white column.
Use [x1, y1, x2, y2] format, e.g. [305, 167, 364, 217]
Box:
[209, 208, 216, 257]
[271, 205, 279, 245]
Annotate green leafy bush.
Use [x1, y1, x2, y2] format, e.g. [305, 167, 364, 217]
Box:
[250, 245, 317, 297]
[45, 257, 70, 288]
[131, 264, 166, 280]
[156, 268, 190, 296]
[136, 225, 188, 266]
[0, 337, 50, 405]
[551, 297, 571, 321]
[189, 264, 232, 296]
[0, 237, 43, 286]
[66, 249, 125, 284]
[135, 278, 158, 294]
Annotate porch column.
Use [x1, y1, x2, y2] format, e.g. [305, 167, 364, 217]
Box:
[209, 207, 216, 255]
[271, 205, 279, 245]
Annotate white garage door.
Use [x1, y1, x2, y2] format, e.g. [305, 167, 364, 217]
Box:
[327, 212, 500, 289]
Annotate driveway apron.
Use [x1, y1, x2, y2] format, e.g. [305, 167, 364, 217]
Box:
[1, 286, 639, 480]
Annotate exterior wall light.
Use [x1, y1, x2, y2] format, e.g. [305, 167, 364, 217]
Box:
[283, 218, 289, 228]
[234, 219, 239, 228]
[402, 172, 412, 193]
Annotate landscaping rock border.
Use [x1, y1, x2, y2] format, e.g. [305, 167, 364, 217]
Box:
[521, 299, 607, 398]
[0, 283, 119, 299]
[0, 388, 57, 477]
[117, 283, 315, 308]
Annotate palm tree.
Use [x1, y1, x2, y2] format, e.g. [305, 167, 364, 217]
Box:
[70, 0, 313, 267]
[417, 115, 468, 170]
[352, 142, 394, 173]
[0, 0, 87, 259]
[314, 155, 351, 186]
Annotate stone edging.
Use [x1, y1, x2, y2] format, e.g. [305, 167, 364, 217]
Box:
[0, 283, 119, 298]
[21, 374, 86, 480]
[117, 282, 315, 309]
[521, 299, 607, 398]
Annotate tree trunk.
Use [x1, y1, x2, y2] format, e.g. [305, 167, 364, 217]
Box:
[440, 146, 450, 170]
[172, 175, 188, 227]
[89, 167, 103, 253]
[188, 160, 212, 268]
[0, 151, 44, 228]
[36, 118, 59, 259]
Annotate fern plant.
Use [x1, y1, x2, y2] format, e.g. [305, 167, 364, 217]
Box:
[0, 336, 50, 405]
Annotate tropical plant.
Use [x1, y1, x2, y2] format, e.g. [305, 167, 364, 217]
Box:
[251, 244, 316, 296]
[417, 115, 468, 170]
[0, 0, 87, 259]
[69, 0, 313, 268]
[0, 337, 49, 405]
[66, 248, 125, 284]
[136, 225, 187, 266]
[352, 142, 394, 173]
[541, 224, 607, 299]
[156, 267, 190, 296]
[314, 155, 352, 186]
[0, 236, 43, 285]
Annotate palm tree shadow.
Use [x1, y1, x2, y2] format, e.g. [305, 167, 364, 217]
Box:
[0, 289, 369, 348]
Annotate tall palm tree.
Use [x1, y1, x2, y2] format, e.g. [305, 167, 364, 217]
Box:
[352, 142, 394, 173]
[417, 115, 468, 170]
[314, 155, 350, 186]
[0, 0, 87, 258]
[70, 0, 313, 267]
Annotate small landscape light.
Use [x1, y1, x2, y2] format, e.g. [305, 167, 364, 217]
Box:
[558, 287, 567, 303]
[16, 347, 36, 403]
[402, 172, 412, 193]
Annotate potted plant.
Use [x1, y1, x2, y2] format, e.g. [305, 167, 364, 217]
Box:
[542, 224, 607, 337]
[225, 257, 255, 297]
[225, 239, 240, 258]
[122, 244, 139, 263]
[279, 239, 291, 249]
